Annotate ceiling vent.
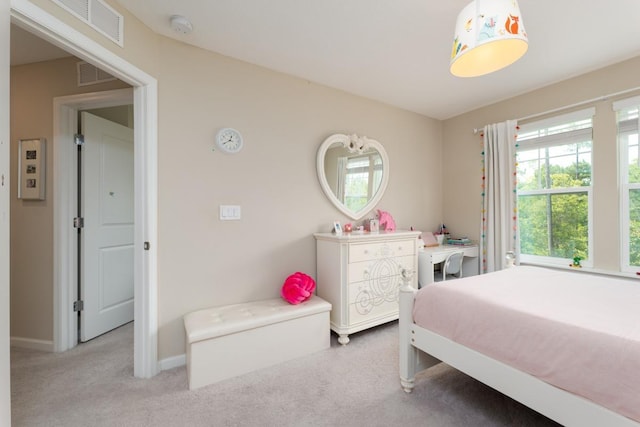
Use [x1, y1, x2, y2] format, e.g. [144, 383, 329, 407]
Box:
[77, 61, 116, 86]
[52, 0, 124, 46]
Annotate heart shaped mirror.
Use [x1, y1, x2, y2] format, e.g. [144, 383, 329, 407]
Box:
[316, 133, 389, 220]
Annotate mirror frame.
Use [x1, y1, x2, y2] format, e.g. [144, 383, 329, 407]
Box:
[316, 133, 389, 220]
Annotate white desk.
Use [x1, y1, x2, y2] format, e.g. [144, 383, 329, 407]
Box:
[417, 244, 479, 287]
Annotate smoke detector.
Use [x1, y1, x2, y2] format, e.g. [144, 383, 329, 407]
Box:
[170, 15, 193, 34]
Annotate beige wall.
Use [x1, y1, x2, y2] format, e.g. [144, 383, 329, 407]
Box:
[155, 37, 442, 358]
[11, 1, 443, 360]
[13, 0, 640, 365]
[12, 0, 640, 367]
[442, 56, 640, 271]
[10, 56, 130, 342]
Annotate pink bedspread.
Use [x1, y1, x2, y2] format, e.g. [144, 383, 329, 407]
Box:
[413, 266, 640, 423]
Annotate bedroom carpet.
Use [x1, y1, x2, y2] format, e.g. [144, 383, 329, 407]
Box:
[10, 321, 560, 427]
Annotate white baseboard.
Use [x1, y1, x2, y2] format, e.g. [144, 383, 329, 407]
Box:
[159, 353, 186, 371]
[11, 336, 54, 352]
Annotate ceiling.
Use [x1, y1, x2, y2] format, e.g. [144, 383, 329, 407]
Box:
[12, 1, 640, 120]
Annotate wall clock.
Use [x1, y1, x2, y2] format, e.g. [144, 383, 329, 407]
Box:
[216, 128, 243, 154]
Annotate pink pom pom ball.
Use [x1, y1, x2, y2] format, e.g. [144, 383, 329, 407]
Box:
[281, 272, 316, 305]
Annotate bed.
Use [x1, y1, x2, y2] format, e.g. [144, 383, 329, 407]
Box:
[399, 266, 640, 427]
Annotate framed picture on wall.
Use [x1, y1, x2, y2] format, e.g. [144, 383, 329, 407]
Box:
[18, 138, 46, 200]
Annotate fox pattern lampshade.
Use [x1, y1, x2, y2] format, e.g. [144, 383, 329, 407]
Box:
[450, 0, 528, 78]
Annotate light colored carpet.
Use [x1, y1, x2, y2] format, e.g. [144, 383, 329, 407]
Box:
[11, 321, 560, 427]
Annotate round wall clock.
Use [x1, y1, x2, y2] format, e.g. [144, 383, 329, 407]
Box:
[216, 128, 243, 154]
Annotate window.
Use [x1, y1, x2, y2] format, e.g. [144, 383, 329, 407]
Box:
[615, 97, 640, 271]
[516, 109, 594, 265]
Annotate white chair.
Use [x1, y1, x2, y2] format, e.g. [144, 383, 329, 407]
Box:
[440, 251, 465, 282]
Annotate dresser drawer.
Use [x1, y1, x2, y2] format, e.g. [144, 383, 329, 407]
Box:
[349, 239, 415, 263]
[349, 297, 398, 325]
[348, 255, 415, 285]
[348, 272, 404, 306]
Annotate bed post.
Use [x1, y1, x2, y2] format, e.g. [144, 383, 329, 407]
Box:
[399, 282, 419, 392]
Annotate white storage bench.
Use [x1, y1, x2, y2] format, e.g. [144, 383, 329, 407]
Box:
[183, 296, 332, 390]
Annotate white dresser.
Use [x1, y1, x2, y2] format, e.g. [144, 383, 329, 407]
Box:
[314, 230, 420, 344]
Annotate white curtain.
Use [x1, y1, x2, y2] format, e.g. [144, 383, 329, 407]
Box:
[480, 120, 520, 273]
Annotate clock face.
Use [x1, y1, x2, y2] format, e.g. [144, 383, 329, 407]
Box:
[216, 128, 243, 153]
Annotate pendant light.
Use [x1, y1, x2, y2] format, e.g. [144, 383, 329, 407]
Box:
[450, 0, 528, 78]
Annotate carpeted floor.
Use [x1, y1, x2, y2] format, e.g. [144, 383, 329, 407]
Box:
[10, 321, 560, 427]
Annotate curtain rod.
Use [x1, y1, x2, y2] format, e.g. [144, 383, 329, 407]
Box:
[472, 85, 640, 133]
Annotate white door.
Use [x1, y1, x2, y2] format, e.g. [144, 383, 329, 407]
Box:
[80, 112, 134, 342]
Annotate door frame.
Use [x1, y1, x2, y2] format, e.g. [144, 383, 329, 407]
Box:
[53, 89, 133, 349]
[11, 0, 159, 378]
[1, 2, 11, 424]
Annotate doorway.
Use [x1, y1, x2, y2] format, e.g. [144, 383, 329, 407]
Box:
[9, 0, 159, 378]
[54, 90, 136, 348]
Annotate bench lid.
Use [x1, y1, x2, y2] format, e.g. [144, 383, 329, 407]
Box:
[184, 296, 331, 343]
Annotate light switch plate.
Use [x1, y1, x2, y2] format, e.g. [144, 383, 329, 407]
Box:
[219, 205, 241, 220]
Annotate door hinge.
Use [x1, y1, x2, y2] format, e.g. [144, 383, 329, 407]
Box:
[73, 217, 84, 229]
[73, 300, 84, 312]
[144, 241, 150, 251]
[74, 134, 85, 145]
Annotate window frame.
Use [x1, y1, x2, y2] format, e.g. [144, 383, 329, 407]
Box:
[340, 152, 383, 212]
[516, 108, 595, 267]
[615, 98, 640, 272]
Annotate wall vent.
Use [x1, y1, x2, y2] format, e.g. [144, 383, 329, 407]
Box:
[52, 0, 124, 46]
[77, 61, 117, 86]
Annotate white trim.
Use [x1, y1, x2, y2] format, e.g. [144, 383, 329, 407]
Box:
[10, 337, 54, 352]
[619, 118, 639, 133]
[52, 100, 75, 352]
[517, 127, 592, 150]
[11, 0, 159, 378]
[620, 129, 630, 272]
[613, 95, 640, 112]
[518, 107, 595, 133]
[159, 354, 186, 371]
[517, 88, 640, 123]
[1, 7, 10, 425]
[517, 187, 591, 196]
[520, 261, 640, 280]
[134, 82, 159, 378]
[618, 122, 640, 273]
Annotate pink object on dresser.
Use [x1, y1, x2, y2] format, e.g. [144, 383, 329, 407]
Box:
[413, 266, 640, 423]
[377, 209, 396, 231]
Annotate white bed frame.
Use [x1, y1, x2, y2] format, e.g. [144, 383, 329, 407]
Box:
[398, 284, 640, 427]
